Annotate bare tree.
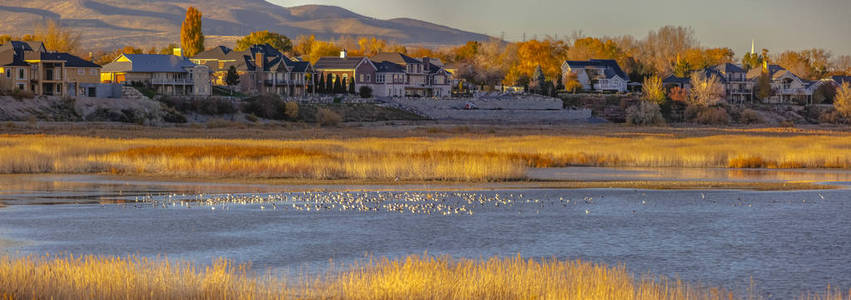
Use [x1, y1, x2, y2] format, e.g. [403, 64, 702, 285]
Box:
[688, 71, 724, 106]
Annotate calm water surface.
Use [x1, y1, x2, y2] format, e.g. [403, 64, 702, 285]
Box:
[0, 170, 849, 299]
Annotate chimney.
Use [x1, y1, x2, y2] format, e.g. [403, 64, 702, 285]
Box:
[173, 48, 183, 57]
[255, 51, 265, 70]
[340, 49, 347, 59]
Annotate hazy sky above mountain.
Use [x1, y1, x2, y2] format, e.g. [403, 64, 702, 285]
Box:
[275, 0, 851, 56]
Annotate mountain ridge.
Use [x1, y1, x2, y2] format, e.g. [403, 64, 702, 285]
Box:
[0, 0, 491, 50]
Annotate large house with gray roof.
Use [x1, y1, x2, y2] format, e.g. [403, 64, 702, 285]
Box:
[369, 52, 451, 97]
[561, 59, 629, 93]
[191, 44, 313, 97]
[0, 41, 102, 97]
[101, 51, 210, 96]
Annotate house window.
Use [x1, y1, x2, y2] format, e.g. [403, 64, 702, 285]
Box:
[366, 74, 371, 82]
[17, 84, 24, 90]
[5, 69, 9, 78]
[90, 69, 98, 75]
[78, 68, 85, 75]
[359, 74, 364, 82]
[18, 69, 25, 80]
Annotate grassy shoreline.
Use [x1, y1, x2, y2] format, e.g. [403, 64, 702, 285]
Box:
[0, 253, 750, 299]
[3, 131, 851, 182]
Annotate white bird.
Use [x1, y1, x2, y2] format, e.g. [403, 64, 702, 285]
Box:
[818, 193, 825, 200]
[585, 209, 590, 215]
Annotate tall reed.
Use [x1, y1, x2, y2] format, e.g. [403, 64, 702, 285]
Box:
[0, 253, 778, 300]
[1, 133, 851, 181]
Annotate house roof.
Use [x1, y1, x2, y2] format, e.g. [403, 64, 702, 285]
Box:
[710, 63, 745, 74]
[192, 46, 234, 59]
[0, 41, 98, 68]
[314, 56, 365, 70]
[374, 61, 404, 73]
[662, 75, 690, 85]
[564, 59, 628, 80]
[290, 61, 311, 73]
[746, 64, 792, 80]
[102, 54, 196, 73]
[370, 52, 422, 66]
[832, 76, 851, 85]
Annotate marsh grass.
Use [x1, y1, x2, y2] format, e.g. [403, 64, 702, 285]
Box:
[1, 134, 851, 180]
[0, 253, 771, 300]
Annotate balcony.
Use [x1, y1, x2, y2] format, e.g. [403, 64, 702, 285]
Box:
[151, 78, 192, 85]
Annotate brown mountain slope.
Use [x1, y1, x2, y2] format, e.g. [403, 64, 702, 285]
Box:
[0, 0, 491, 50]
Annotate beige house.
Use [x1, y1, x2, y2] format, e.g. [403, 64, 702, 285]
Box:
[0, 41, 101, 96]
[101, 52, 210, 96]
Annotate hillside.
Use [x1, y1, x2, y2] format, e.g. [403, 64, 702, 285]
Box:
[0, 0, 491, 50]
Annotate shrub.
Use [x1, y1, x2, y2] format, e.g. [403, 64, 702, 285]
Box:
[284, 101, 299, 120]
[11, 89, 34, 100]
[739, 109, 764, 124]
[819, 110, 846, 124]
[241, 95, 285, 119]
[694, 107, 730, 125]
[359, 86, 373, 98]
[684, 104, 702, 121]
[835, 82, 851, 118]
[316, 108, 342, 127]
[245, 114, 258, 123]
[625, 101, 665, 126]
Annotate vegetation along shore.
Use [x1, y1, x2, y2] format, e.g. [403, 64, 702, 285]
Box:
[2, 132, 851, 182]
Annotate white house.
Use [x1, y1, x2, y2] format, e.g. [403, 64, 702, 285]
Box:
[561, 59, 629, 92]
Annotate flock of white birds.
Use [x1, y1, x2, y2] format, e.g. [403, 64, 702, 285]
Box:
[131, 191, 598, 216]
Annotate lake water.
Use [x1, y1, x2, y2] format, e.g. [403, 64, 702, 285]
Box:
[0, 170, 849, 299]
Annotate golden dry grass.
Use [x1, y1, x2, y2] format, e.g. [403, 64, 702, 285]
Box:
[1, 133, 851, 181]
[0, 253, 775, 300]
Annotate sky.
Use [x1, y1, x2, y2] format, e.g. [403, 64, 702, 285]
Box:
[273, 0, 851, 57]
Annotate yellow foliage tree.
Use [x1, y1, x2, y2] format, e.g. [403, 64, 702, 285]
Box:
[180, 7, 204, 57]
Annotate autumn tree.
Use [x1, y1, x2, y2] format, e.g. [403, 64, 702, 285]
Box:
[639, 26, 699, 76]
[356, 37, 387, 56]
[180, 6, 204, 57]
[562, 71, 582, 93]
[776, 49, 832, 80]
[688, 71, 724, 106]
[0, 35, 11, 44]
[236, 31, 292, 53]
[33, 19, 81, 53]
[642, 76, 666, 105]
[452, 41, 480, 62]
[503, 39, 567, 86]
[835, 82, 851, 118]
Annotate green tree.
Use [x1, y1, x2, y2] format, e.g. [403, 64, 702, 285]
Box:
[642, 75, 666, 105]
[334, 77, 344, 94]
[529, 65, 546, 95]
[348, 77, 356, 94]
[757, 68, 772, 101]
[236, 31, 293, 53]
[180, 6, 204, 57]
[225, 66, 240, 95]
[317, 73, 325, 94]
[835, 82, 851, 118]
[673, 55, 691, 78]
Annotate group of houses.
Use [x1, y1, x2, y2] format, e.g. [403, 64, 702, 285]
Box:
[0, 39, 453, 99]
[661, 63, 839, 105]
[560, 55, 849, 105]
[2, 38, 848, 105]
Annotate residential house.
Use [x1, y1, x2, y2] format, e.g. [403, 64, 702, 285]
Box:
[101, 50, 211, 96]
[709, 63, 751, 103]
[561, 59, 629, 93]
[372, 61, 406, 97]
[746, 64, 810, 104]
[370, 52, 451, 97]
[0, 41, 102, 96]
[314, 49, 376, 93]
[191, 44, 313, 97]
